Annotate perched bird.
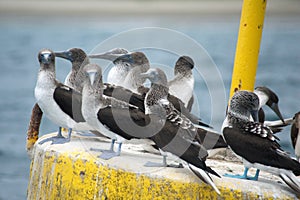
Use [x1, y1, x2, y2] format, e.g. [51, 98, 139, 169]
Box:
[168, 56, 195, 111]
[254, 86, 294, 133]
[34, 49, 92, 144]
[291, 112, 300, 162]
[81, 63, 142, 159]
[254, 86, 285, 123]
[57, 48, 211, 128]
[222, 90, 300, 195]
[79, 65, 221, 193]
[91, 51, 150, 93]
[55, 48, 89, 92]
[89, 48, 130, 85]
[91, 50, 210, 127]
[140, 68, 221, 194]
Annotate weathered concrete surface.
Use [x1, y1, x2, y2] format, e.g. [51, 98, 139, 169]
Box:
[27, 132, 298, 200]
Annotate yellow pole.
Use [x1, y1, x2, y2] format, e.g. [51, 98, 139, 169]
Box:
[229, 0, 267, 98]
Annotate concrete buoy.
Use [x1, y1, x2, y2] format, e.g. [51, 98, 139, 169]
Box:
[27, 132, 298, 199]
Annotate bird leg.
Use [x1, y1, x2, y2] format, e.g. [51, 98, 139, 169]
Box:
[144, 155, 183, 168]
[99, 141, 122, 160]
[90, 139, 122, 160]
[224, 167, 260, 180]
[38, 127, 71, 145]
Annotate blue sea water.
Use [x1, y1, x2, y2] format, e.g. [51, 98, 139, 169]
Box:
[0, 15, 299, 199]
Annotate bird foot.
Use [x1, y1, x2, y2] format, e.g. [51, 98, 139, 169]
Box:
[144, 161, 183, 168]
[38, 135, 70, 145]
[223, 173, 258, 181]
[98, 150, 120, 160]
[77, 132, 95, 137]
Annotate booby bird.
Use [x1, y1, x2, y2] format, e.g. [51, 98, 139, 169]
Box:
[140, 68, 221, 194]
[54, 48, 145, 113]
[168, 56, 195, 111]
[55, 48, 89, 92]
[81, 63, 143, 159]
[34, 49, 92, 144]
[291, 112, 300, 162]
[254, 86, 285, 123]
[89, 48, 130, 85]
[222, 90, 300, 194]
[90, 49, 211, 128]
[92, 51, 150, 93]
[80, 65, 221, 193]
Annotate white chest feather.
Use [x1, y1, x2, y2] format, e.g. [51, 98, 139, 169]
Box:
[107, 66, 128, 85]
[168, 76, 194, 106]
[34, 71, 78, 129]
[81, 92, 117, 139]
[295, 132, 300, 158]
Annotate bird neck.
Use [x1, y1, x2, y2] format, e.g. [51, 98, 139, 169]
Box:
[174, 67, 192, 77]
[39, 64, 56, 81]
[124, 65, 149, 91]
[227, 107, 251, 128]
[73, 59, 89, 72]
[145, 84, 169, 107]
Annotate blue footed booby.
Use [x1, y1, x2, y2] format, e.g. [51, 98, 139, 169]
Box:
[89, 48, 130, 85]
[80, 65, 222, 193]
[254, 86, 292, 133]
[54, 48, 145, 111]
[35, 49, 92, 144]
[222, 90, 300, 195]
[168, 56, 195, 111]
[140, 68, 221, 194]
[291, 112, 300, 162]
[91, 52, 211, 128]
[81, 63, 145, 159]
[55, 48, 89, 92]
[91, 51, 150, 93]
[254, 86, 284, 122]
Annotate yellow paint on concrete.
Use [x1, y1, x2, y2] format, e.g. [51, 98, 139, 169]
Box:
[27, 133, 298, 200]
[229, 0, 267, 98]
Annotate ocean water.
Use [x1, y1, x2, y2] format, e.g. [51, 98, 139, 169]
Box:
[0, 15, 299, 199]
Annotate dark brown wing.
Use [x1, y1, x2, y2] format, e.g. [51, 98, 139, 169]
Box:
[97, 106, 151, 140]
[223, 127, 300, 175]
[53, 85, 85, 122]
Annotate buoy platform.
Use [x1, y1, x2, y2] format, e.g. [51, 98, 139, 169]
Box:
[27, 132, 298, 200]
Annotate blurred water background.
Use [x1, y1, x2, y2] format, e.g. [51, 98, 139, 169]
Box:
[0, 0, 300, 199]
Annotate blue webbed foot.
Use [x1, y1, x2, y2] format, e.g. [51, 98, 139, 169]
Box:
[98, 150, 120, 160]
[39, 127, 71, 145]
[91, 140, 122, 160]
[224, 168, 260, 181]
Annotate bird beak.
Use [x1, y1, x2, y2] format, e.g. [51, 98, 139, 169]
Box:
[89, 52, 125, 61]
[55, 51, 73, 62]
[251, 110, 259, 122]
[87, 71, 96, 85]
[140, 71, 150, 79]
[270, 103, 285, 123]
[41, 53, 52, 65]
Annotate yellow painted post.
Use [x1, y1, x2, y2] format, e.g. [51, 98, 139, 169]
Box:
[229, 0, 267, 98]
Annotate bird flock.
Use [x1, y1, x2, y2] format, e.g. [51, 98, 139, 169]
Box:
[31, 47, 300, 196]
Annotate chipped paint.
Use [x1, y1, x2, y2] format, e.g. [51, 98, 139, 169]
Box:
[27, 133, 297, 200]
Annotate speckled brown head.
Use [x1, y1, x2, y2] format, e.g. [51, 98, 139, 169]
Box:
[114, 52, 149, 67]
[55, 48, 89, 70]
[174, 56, 194, 75]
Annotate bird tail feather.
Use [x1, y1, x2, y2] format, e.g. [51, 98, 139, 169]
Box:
[188, 164, 221, 195]
[280, 171, 300, 195]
